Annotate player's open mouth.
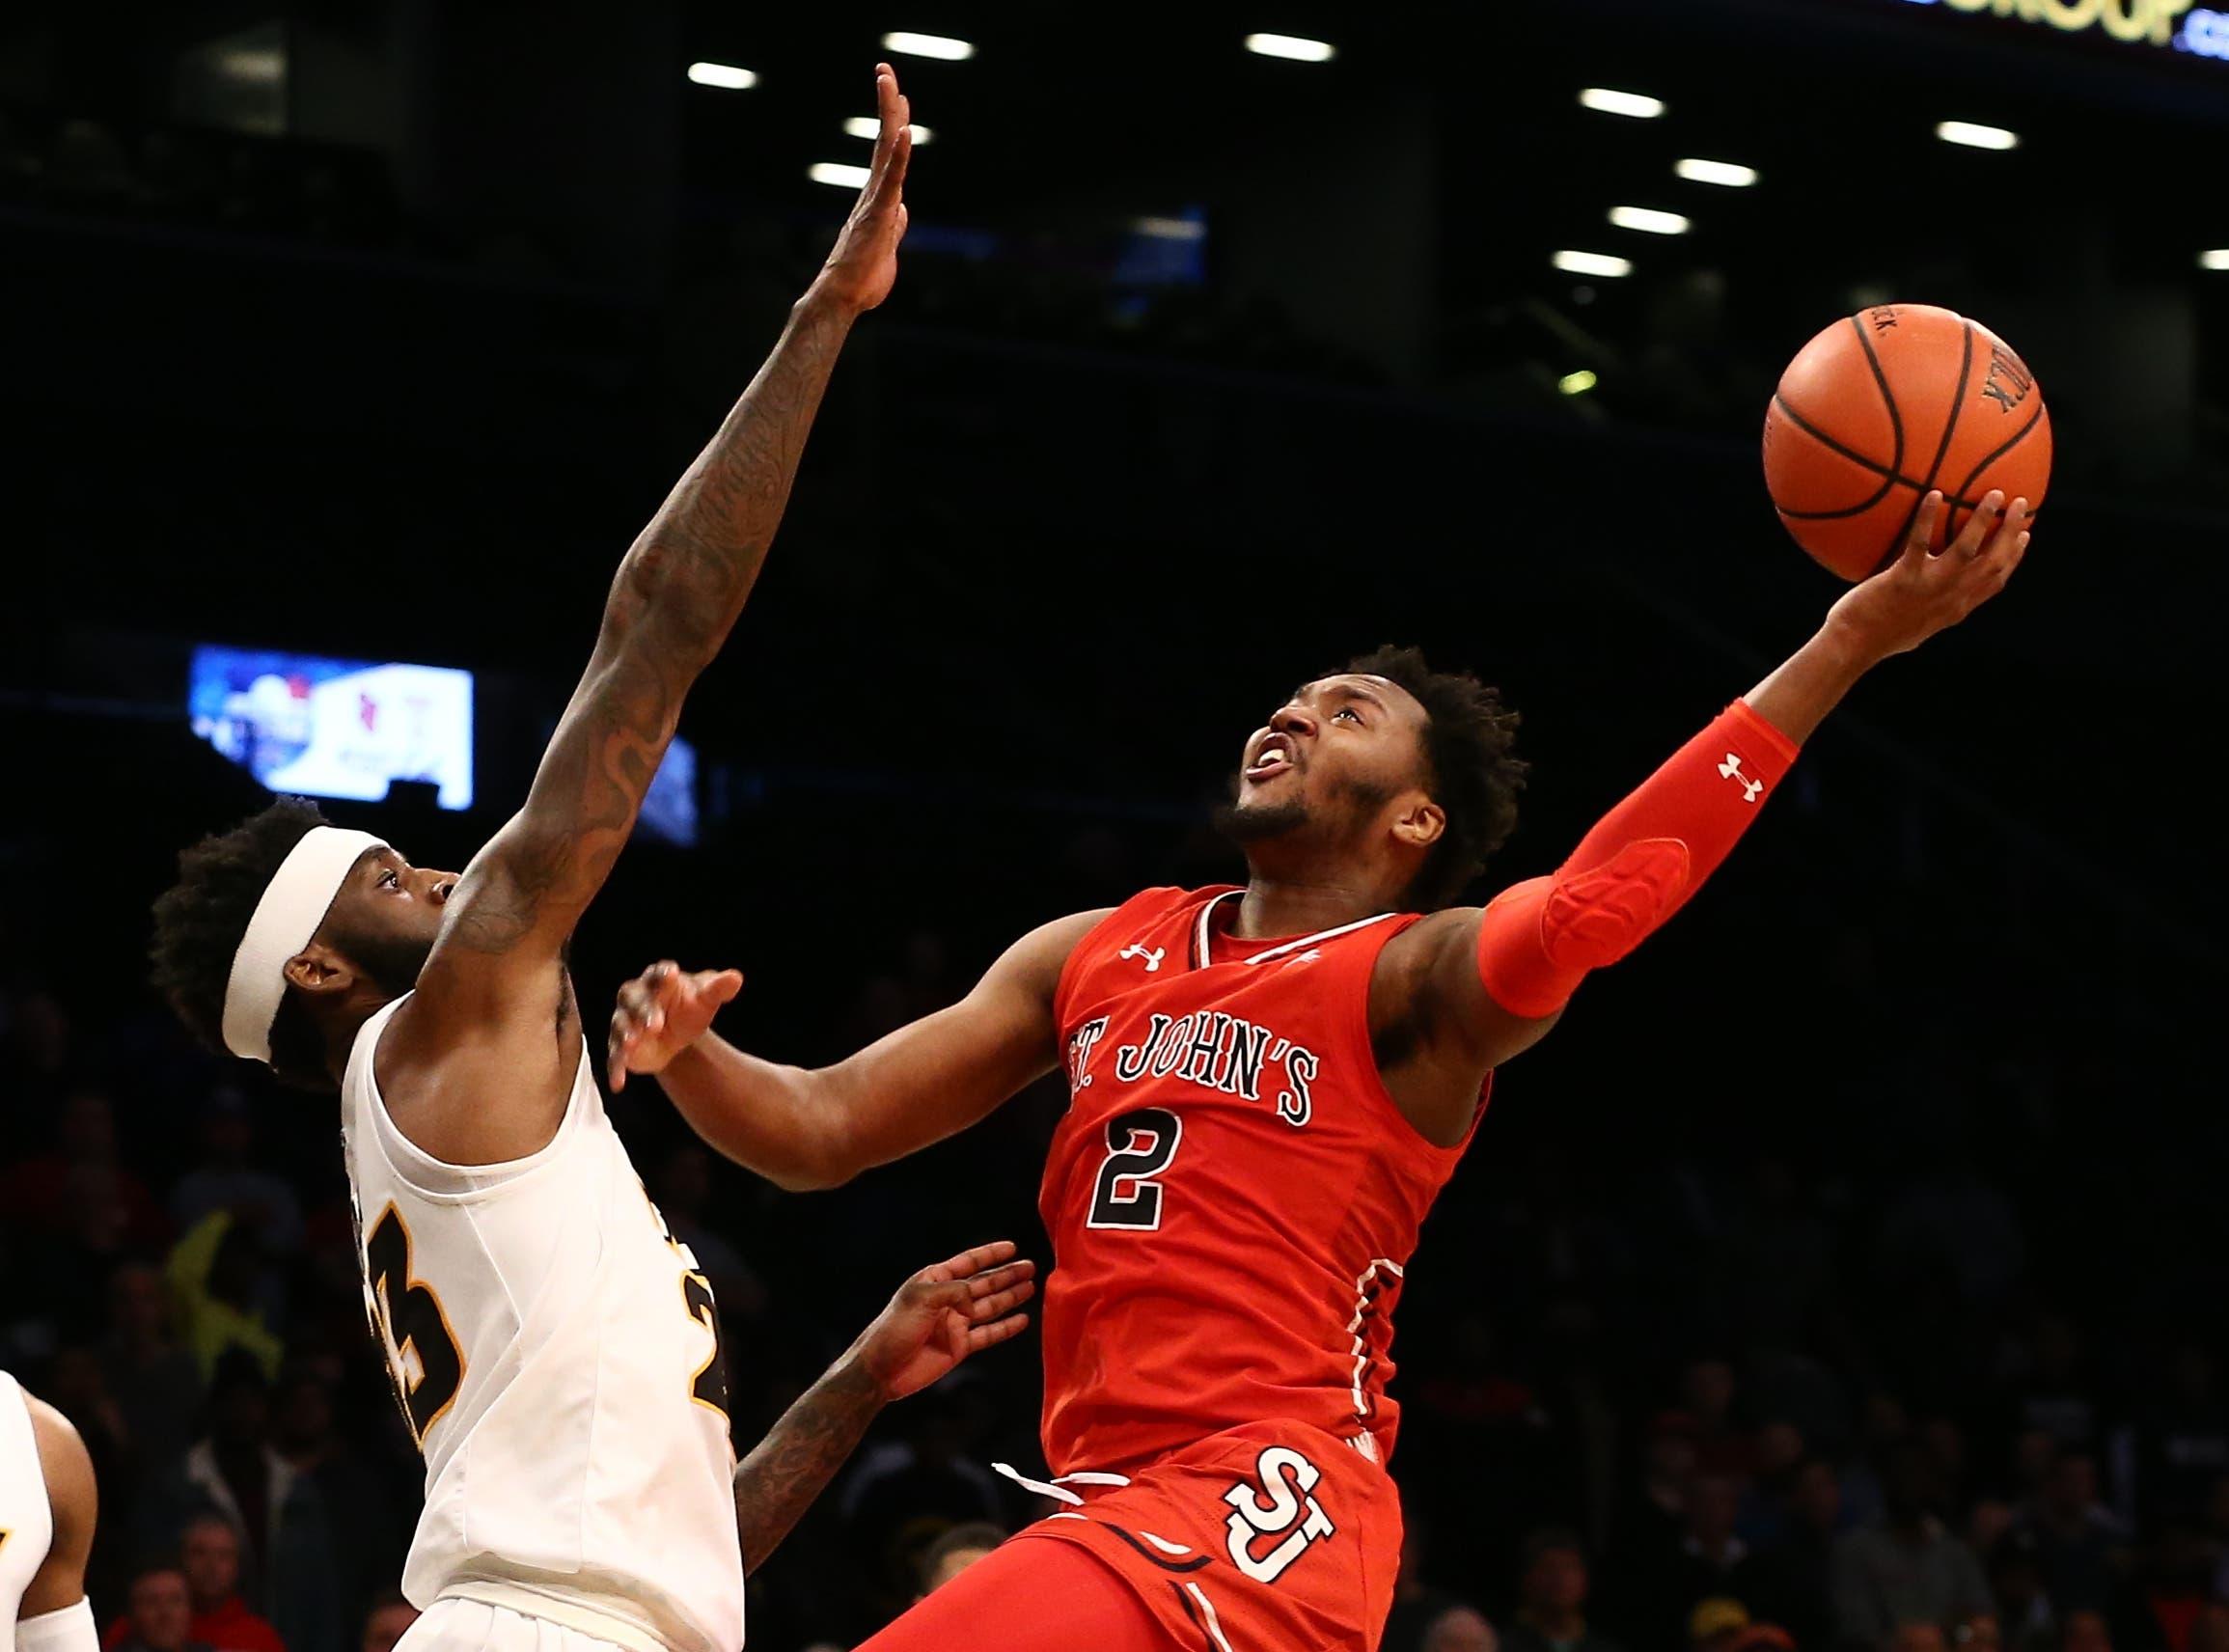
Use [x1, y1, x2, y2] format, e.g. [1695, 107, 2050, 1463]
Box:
[1244, 737, 1296, 783]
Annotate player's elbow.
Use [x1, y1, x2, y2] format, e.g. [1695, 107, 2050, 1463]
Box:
[755, 1070, 867, 1193]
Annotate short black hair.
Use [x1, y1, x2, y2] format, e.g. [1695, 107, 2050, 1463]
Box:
[1342, 645, 1527, 910]
[151, 797, 332, 1089]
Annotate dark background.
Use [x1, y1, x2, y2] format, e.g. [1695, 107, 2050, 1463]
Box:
[2, 3, 2224, 1650]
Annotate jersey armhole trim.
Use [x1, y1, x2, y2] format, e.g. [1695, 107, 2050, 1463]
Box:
[353, 996, 592, 1205]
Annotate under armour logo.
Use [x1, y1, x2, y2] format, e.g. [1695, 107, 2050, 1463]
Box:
[1119, 944, 1166, 973]
[1717, 754, 1764, 804]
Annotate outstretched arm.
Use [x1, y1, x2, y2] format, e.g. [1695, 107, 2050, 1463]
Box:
[415, 67, 915, 1032]
[732, 1242, 1034, 1575]
[1376, 490, 2031, 1143]
[608, 910, 1110, 1190]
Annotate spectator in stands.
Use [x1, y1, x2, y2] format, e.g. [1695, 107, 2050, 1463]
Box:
[1831, 1441, 1993, 1651]
[1957, 1613, 2003, 1652]
[272, 1365, 399, 1638]
[1690, 1597, 1754, 1652]
[2016, 1448, 2129, 1616]
[167, 1088, 301, 1324]
[18, 1159, 136, 1344]
[178, 1512, 285, 1652]
[113, 1566, 208, 1652]
[0, 1087, 164, 1246]
[1988, 1528, 2057, 1652]
[1423, 1606, 1499, 1652]
[102, 1259, 205, 1473]
[137, 1349, 342, 1652]
[1892, 1625, 1951, 1652]
[2060, 1611, 2113, 1652]
[915, 1521, 1006, 1596]
[1504, 1529, 1623, 1652]
[356, 1594, 417, 1652]
[2135, 1349, 2229, 1527]
[2185, 1603, 2229, 1652]
[1620, 1413, 1702, 1574]
[1685, 1363, 1755, 1481]
[1749, 1457, 1845, 1650]
[1383, 1515, 1477, 1652]
[164, 1212, 283, 1380]
[1648, 1475, 1764, 1647]
[2009, 1318, 2096, 1451]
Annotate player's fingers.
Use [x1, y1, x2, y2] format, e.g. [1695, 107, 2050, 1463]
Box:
[967, 1312, 1031, 1353]
[606, 1007, 647, 1087]
[923, 1238, 1019, 1283]
[876, 126, 913, 211]
[966, 1259, 1036, 1299]
[616, 973, 659, 1018]
[968, 1280, 1036, 1322]
[1950, 490, 2005, 561]
[1898, 491, 1945, 567]
[1967, 499, 2027, 585]
[693, 968, 745, 1007]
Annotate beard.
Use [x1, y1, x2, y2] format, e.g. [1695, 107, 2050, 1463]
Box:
[1212, 792, 1313, 844]
[338, 924, 438, 1000]
[1212, 768, 1396, 852]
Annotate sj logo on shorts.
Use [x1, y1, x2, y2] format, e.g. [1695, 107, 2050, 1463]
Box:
[1223, 1446, 1336, 1583]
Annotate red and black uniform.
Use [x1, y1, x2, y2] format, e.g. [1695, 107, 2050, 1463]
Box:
[998, 885, 1472, 1650]
[858, 699, 1799, 1652]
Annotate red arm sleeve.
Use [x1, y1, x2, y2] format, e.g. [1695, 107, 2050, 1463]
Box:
[1476, 700, 1800, 1018]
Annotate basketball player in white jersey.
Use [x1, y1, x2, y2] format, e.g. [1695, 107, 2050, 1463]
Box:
[0, 1371, 98, 1652]
[146, 66, 1030, 1652]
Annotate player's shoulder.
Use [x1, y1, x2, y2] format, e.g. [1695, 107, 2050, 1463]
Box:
[20, 1386, 96, 1509]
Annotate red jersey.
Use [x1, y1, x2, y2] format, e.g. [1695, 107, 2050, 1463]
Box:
[1039, 885, 1482, 1478]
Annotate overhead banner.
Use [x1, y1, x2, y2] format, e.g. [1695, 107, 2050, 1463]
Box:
[1895, 0, 2228, 57]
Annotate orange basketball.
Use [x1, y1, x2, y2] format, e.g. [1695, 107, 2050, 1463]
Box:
[1762, 303, 2051, 582]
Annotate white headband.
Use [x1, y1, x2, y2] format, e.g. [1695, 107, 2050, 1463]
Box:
[221, 826, 389, 1063]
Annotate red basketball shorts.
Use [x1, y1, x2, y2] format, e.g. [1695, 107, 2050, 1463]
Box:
[1002, 1420, 1401, 1652]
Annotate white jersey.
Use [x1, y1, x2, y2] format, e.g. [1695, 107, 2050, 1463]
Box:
[343, 996, 743, 1652]
[0, 1371, 54, 1642]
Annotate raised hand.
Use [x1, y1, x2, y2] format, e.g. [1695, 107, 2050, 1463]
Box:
[607, 960, 743, 1091]
[1826, 488, 2031, 662]
[812, 63, 914, 316]
[848, 1240, 1037, 1401]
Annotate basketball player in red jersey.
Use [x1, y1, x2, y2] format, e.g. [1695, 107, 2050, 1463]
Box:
[608, 489, 2030, 1651]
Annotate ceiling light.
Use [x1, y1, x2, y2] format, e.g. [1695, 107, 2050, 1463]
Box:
[687, 62, 757, 90]
[808, 161, 872, 189]
[2202, 250, 2229, 270]
[1936, 120, 2019, 151]
[1579, 87, 1664, 118]
[1245, 33, 1336, 62]
[843, 116, 933, 143]
[1554, 250, 1632, 278]
[1610, 206, 1689, 235]
[1134, 216, 1207, 240]
[1559, 370, 1599, 396]
[882, 31, 974, 61]
[1675, 157, 1757, 187]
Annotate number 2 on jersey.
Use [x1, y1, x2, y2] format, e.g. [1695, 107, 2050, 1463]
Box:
[1087, 1107, 1183, 1230]
[364, 1203, 465, 1448]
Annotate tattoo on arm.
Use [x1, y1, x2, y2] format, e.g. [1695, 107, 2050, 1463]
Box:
[731, 1354, 884, 1576]
[451, 298, 858, 960]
